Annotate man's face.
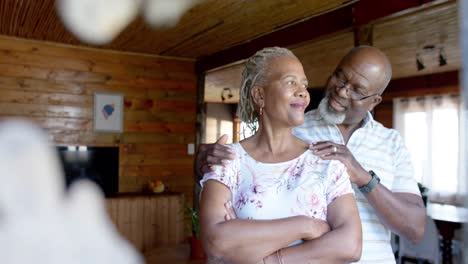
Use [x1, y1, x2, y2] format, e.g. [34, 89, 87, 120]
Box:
[319, 57, 384, 126]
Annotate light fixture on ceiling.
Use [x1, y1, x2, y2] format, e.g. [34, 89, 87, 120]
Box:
[439, 47, 447, 66]
[416, 45, 448, 71]
[221, 87, 233, 102]
[416, 53, 425, 71]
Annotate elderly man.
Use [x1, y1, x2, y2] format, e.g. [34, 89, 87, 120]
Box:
[196, 45, 425, 263]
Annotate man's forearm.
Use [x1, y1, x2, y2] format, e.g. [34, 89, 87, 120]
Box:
[364, 184, 425, 243]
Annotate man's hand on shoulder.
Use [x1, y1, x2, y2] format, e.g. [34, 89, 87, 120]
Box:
[195, 134, 236, 179]
[309, 141, 370, 185]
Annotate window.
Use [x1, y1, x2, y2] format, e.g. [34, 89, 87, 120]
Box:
[394, 94, 463, 203]
[239, 121, 257, 140]
[204, 103, 233, 144]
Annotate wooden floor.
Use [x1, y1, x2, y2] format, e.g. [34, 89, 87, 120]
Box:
[144, 243, 206, 264]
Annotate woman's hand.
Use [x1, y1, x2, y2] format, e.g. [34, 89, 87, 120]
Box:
[224, 201, 237, 221]
[257, 217, 331, 264]
[223, 203, 330, 241]
[300, 216, 331, 240]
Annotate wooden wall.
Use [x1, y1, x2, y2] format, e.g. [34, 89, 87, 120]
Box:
[0, 35, 197, 204]
[106, 193, 185, 253]
[292, 31, 354, 88]
[0, 0, 351, 58]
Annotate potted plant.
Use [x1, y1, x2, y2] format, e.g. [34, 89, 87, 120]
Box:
[186, 207, 206, 260]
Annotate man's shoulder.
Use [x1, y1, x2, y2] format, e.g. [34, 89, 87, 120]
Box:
[294, 109, 330, 135]
[367, 119, 402, 139]
[305, 108, 319, 119]
[364, 119, 408, 153]
[293, 109, 334, 142]
[302, 109, 325, 126]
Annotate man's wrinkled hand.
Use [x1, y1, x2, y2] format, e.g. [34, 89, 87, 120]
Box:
[309, 141, 367, 184]
[195, 134, 235, 178]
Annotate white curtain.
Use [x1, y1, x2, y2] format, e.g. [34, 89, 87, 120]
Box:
[394, 94, 465, 205]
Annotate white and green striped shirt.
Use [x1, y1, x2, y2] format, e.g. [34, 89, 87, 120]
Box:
[293, 109, 420, 264]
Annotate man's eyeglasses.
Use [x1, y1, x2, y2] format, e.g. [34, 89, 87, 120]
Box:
[331, 73, 380, 101]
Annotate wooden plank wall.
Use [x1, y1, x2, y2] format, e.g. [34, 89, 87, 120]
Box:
[0, 0, 350, 58]
[106, 193, 185, 253]
[292, 31, 354, 87]
[0, 35, 197, 204]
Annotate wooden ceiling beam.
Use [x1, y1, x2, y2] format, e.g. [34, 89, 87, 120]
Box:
[196, 0, 436, 73]
[195, 6, 354, 73]
[387, 70, 459, 91]
[382, 70, 459, 102]
[353, 0, 435, 26]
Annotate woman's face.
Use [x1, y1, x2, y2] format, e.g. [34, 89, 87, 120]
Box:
[260, 56, 310, 128]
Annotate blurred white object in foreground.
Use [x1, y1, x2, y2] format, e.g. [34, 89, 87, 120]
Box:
[56, 0, 141, 45]
[56, 0, 201, 44]
[0, 120, 143, 264]
[143, 0, 200, 27]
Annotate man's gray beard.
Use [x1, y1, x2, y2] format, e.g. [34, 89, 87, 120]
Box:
[318, 96, 346, 125]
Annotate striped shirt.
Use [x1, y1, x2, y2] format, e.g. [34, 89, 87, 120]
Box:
[293, 109, 420, 264]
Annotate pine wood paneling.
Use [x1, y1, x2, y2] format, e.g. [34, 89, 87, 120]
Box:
[0, 103, 92, 119]
[0, 0, 351, 58]
[125, 111, 196, 123]
[0, 36, 197, 206]
[292, 31, 354, 88]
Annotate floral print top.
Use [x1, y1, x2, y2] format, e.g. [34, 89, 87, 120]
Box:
[200, 142, 353, 223]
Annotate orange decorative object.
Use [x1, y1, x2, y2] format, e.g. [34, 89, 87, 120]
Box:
[148, 179, 165, 193]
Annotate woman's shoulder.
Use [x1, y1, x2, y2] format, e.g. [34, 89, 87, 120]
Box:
[224, 142, 242, 154]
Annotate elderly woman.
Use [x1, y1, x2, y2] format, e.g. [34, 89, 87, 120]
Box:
[199, 47, 362, 264]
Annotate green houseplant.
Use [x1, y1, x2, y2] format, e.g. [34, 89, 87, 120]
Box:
[186, 207, 200, 239]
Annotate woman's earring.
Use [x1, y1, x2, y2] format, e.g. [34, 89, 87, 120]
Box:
[259, 106, 263, 116]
